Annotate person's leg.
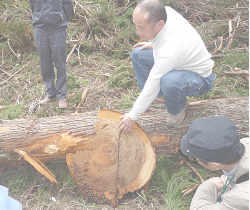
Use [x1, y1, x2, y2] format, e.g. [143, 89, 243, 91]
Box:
[160, 70, 215, 115]
[34, 30, 56, 99]
[49, 30, 67, 100]
[131, 47, 163, 98]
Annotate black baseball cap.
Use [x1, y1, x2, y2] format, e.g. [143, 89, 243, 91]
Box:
[180, 116, 241, 162]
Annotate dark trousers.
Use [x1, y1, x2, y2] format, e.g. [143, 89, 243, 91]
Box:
[34, 29, 67, 100]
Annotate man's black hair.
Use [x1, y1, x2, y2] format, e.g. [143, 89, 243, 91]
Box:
[199, 143, 245, 165]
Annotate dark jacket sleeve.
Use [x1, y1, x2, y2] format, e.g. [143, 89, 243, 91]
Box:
[62, 0, 73, 21]
[29, 0, 34, 13]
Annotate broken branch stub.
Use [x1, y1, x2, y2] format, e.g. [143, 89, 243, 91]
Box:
[66, 110, 156, 207]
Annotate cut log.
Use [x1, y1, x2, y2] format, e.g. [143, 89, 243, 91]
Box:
[0, 97, 248, 206]
[66, 110, 156, 206]
[0, 97, 249, 167]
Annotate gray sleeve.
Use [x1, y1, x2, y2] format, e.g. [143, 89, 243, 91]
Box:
[190, 181, 219, 210]
[29, 0, 34, 13]
[190, 180, 249, 210]
[62, 0, 73, 21]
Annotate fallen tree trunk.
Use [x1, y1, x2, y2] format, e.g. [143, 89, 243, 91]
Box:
[0, 96, 249, 167]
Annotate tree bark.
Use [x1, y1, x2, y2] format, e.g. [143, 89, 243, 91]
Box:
[0, 96, 249, 167]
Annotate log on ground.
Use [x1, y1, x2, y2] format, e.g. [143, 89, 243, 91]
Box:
[0, 96, 248, 166]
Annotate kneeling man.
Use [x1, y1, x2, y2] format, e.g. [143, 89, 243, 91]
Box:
[180, 116, 249, 209]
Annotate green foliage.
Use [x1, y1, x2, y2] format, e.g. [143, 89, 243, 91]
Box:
[145, 155, 222, 209]
[213, 24, 228, 37]
[89, 1, 116, 36]
[0, 19, 35, 52]
[107, 62, 137, 89]
[161, 0, 180, 9]
[7, 167, 38, 194]
[116, 8, 134, 29]
[223, 51, 249, 70]
[69, 58, 79, 66]
[117, 94, 134, 109]
[0, 104, 23, 120]
[81, 40, 94, 55]
[68, 26, 81, 37]
[66, 73, 81, 92]
[37, 105, 58, 118]
[70, 92, 82, 105]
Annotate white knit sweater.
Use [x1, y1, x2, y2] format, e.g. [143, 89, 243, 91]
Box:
[129, 7, 214, 121]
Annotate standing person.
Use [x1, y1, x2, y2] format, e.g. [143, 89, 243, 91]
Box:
[29, 0, 73, 108]
[0, 185, 22, 210]
[118, 0, 216, 131]
[180, 116, 249, 209]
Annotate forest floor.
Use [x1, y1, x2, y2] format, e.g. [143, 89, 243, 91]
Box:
[0, 0, 248, 209]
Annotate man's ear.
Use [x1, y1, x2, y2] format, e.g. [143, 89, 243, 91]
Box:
[211, 162, 221, 170]
[156, 20, 165, 31]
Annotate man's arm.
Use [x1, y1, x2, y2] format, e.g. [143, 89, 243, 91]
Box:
[117, 42, 153, 132]
[132, 42, 153, 50]
[62, 0, 73, 21]
[190, 179, 249, 210]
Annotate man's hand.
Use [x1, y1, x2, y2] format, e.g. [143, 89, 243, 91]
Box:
[118, 113, 136, 133]
[208, 177, 225, 191]
[132, 42, 153, 50]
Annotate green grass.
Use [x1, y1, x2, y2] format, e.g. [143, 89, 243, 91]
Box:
[143, 155, 221, 209]
[0, 0, 248, 119]
[0, 104, 23, 120]
[0, 0, 248, 208]
[0, 155, 221, 209]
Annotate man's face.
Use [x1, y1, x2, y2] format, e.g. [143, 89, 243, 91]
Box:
[195, 157, 218, 171]
[133, 7, 159, 41]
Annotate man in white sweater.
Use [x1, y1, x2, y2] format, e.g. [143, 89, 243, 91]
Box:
[118, 0, 215, 131]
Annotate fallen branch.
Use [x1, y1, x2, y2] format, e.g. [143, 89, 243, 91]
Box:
[93, 19, 111, 38]
[183, 159, 204, 183]
[0, 63, 28, 86]
[224, 70, 249, 76]
[182, 183, 199, 196]
[117, 1, 137, 16]
[218, 36, 224, 51]
[66, 43, 78, 63]
[7, 38, 20, 59]
[0, 68, 12, 77]
[212, 54, 225, 59]
[75, 87, 89, 113]
[227, 15, 235, 50]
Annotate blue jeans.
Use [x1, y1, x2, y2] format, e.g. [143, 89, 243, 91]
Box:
[131, 47, 216, 115]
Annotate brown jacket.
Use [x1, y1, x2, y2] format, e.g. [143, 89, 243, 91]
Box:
[190, 138, 249, 210]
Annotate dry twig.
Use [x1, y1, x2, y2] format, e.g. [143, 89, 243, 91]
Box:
[0, 63, 28, 86]
[183, 184, 199, 196]
[184, 159, 204, 183]
[181, 158, 204, 196]
[7, 38, 20, 59]
[75, 87, 89, 113]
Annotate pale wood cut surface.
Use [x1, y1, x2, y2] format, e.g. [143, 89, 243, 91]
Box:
[66, 110, 156, 206]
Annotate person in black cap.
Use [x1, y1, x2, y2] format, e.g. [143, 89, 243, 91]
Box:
[180, 116, 249, 210]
